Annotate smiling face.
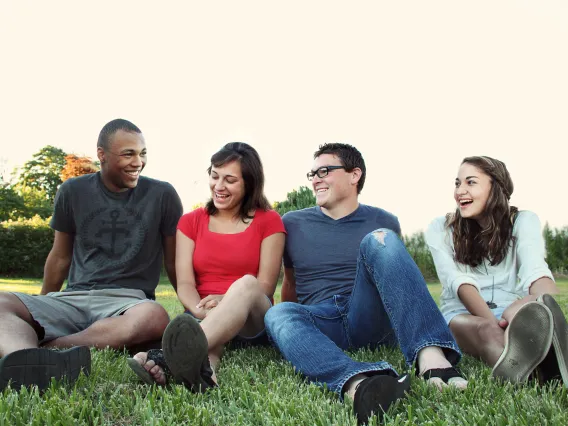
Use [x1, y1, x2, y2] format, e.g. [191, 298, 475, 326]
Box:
[98, 130, 146, 192]
[311, 153, 359, 212]
[209, 160, 246, 212]
[454, 162, 493, 222]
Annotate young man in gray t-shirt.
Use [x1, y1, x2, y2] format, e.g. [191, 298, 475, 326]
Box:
[265, 143, 468, 425]
[0, 119, 183, 391]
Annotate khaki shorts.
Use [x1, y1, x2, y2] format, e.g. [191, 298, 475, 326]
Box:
[13, 288, 156, 344]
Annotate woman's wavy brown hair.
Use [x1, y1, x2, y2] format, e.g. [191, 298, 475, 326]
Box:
[205, 142, 271, 222]
[446, 156, 518, 267]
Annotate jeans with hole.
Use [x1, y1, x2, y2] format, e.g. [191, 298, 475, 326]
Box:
[265, 229, 461, 396]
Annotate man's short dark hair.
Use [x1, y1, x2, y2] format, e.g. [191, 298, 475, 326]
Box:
[313, 143, 366, 194]
[97, 119, 142, 149]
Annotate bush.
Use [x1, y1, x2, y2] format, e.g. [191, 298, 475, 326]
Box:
[403, 232, 438, 282]
[0, 216, 52, 276]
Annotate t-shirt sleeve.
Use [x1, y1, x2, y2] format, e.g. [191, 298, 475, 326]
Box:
[49, 182, 75, 234]
[260, 210, 286, 239]
[177, 209, 202, 241]
[425, 217, 480, 298]
[514, 211, 554, 293]
[160, 183, 183, 236]
[282, 212, 294, 268]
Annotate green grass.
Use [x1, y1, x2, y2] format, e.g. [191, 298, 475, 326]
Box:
[1, 277, 567, 425]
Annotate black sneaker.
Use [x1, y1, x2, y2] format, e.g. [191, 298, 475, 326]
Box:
[353, 374, 411, 425]
[162, 315, 217, 392]
[0, 346, 91, 392]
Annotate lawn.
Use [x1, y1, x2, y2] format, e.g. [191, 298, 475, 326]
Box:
[0, 277, 567, 425]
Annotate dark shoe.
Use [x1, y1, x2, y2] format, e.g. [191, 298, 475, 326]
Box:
[0, 346, 91, 392]
[162, 315, 217, 393]
[127, 349, 170, 385]
[492, 301, 553, 382]
[353, 374, 411, 425]
[537, 294, 568, 387]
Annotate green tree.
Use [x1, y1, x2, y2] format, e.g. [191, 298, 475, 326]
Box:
[543, 223, 568, 275]
[15, 146, 67, 204]
[0, 186, 26, 221]
[403, 231, 438, 282]
[274, 186, 316, 216]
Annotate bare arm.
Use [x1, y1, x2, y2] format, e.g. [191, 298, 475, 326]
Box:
[162, 234, 177, 291]
[41, 231, 73, 295]
[457, 284, 496, 322]
[281, 267, 298, 303]
[256, 232, 286, 298]
[175, 229, 207, 319]
[529, 277, 558, 296]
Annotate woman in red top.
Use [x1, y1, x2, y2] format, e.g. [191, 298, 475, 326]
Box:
[128, 142, 285, 390]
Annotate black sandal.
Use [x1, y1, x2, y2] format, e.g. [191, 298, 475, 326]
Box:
[353, 374, 411, 425]
[127, 349, 170, 385]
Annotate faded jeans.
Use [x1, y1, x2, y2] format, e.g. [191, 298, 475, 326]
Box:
[265, 229, 461, 396]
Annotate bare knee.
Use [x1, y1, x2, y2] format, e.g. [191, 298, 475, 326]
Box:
[123, 302, 170, 343]
[476, 319, 504, 344]
[0, 293, 33, 322]
[227, 275, 263, 299]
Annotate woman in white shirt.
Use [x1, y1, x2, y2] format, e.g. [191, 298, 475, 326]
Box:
[426, 156, 567, 386]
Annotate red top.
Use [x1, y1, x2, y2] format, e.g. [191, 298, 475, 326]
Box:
[177, 208, 286, 299]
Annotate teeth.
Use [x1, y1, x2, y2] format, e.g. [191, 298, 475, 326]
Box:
[216, 193, 229, 198]
[125, 171, 139, 176]
[459, 199, 472, 205]
[316, 188, 327, 193]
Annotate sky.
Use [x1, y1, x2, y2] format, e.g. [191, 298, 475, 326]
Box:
[1, 1, 566, 235]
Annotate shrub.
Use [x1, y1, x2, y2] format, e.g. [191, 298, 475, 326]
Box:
[0, 216, 52, 276]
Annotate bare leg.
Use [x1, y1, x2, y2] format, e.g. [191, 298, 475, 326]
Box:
[0, 293, 41, 356]
[44, 302, 169, 350]
[200, 275, 271, 349]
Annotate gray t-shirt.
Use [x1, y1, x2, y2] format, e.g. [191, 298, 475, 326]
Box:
[283, 204, 401, 305]
[50, 172, 183, 299]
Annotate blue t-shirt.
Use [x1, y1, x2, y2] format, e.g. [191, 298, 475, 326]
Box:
[283, 204, 401, 305]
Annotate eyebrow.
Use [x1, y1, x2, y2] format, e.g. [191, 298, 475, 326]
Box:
[211, 170, 238, 178]
[120, 148, 146, 154]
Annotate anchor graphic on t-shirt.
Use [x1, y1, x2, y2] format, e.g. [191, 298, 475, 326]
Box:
[95, 209, 131, 258]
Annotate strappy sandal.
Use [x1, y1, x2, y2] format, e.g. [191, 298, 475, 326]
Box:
[127, 349, 170, 385]
[420, 366, 466, 386]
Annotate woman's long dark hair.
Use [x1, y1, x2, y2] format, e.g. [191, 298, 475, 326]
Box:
[446, 156, 518, 267]
[205, 142, 271, 222]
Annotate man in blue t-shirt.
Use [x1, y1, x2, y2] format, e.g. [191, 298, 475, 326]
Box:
[0, 119, 183, 392]
[265, 143, 467, 425]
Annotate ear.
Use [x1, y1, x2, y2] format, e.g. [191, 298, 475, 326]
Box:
[97, 146, 106, 164]
[351, 168, 362, 187]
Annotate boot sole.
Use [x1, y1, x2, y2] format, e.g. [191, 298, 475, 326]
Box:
[492, 302, 553, 382]
[162, 315, 209, 392]
[353, 374, 411, 425]
[0, 346, 91, 392]
[539, 294, 568, 387]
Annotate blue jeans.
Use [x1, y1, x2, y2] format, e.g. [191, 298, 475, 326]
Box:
[265, 229, 461, 397]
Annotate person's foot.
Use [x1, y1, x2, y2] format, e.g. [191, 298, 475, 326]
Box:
[0, 347, 91, 392]
[492, 301, 554, 382]
[537, 294, 568, 387]
[127, 349, 167, 386]
[353, 374, 411, 425]
[417, 346, 468, 390]
[162, 315, 217, 393]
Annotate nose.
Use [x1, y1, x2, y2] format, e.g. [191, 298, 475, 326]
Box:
[455, 183, 467, 195]
[131, 154, 143, 167]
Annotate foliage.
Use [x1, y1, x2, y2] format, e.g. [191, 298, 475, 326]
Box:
[543, 223, 568, 275]
[14, 145, 66, 204]
[403, 231, 438, 281]
[0, 216, 52, 276]
[60, 154, 99, 182]
[0, 186, 26, 221]
[273, 186, 316, 216]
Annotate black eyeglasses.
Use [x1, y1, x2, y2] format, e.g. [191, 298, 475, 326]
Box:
[307, 166, 346, 181]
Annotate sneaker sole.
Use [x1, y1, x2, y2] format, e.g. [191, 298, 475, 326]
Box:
[539, 294, 568, 388]
[162, 315, 209, 392]
[492, 302, 553, 382]
[0, 346, 91, 392]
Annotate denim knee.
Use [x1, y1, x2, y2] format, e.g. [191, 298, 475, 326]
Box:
[359, 228, 405, 261]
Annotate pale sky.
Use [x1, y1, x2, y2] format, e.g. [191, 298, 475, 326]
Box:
[1, 1, 566, 234]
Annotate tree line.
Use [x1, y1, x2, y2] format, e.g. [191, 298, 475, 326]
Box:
[0, 148, 566, 277]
